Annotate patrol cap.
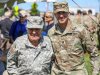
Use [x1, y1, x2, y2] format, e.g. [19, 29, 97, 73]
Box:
[26, 16, 44, 29]
[19, 10, 27, 17]
[53, 2, 69, 13]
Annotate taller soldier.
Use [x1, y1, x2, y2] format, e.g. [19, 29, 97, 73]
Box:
[48, 2, 100, 75]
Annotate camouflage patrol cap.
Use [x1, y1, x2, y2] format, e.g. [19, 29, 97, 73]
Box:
[26, 16, 44, 29]
[53, 2, 69, 13]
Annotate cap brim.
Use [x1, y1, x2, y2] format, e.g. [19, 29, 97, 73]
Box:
[26, 25, 43, 29]
[54, 9, 69, 13]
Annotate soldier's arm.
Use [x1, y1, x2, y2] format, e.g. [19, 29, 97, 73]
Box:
[43, 36, 54, 65]
[80, 28, 98, 56]
[7, 41, 18, 75]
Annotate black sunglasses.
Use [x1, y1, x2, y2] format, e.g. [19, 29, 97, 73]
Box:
[57, 11, 68, 14]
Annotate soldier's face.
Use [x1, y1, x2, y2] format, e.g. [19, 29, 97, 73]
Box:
[55, 11, 69, 24]
[28, 28, 42, 42]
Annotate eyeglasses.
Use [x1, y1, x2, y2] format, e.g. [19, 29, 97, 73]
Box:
[57, 11, 68, 14]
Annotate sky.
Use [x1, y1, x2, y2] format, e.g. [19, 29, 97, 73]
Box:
[17, 0, 100, 12]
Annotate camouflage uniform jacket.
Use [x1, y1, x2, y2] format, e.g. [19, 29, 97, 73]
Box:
[83, 15, 98, 32]
[7, 35, 54, 75]
[74, 15, 84, 24]
[48, 20, 99, 75]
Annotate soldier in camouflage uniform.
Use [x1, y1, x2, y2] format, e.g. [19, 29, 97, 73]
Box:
[97, 13, 100, 24]
[82, 10, 100, 75]
[74, 10, 83, 25]
[97, 13, 100, 49]
[90, 10, 100, 75]
[83, 9, 98, 33]
[48, 2, 100, 75]
[7, 16, 54, 75]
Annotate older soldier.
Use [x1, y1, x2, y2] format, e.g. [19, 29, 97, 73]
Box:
[7, 16, 54, 75]
[48, 2, 99, 75]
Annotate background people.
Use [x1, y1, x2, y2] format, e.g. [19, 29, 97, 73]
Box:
[9, 10, 28, 42]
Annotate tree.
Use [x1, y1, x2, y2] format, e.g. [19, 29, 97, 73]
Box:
[0, 0, 25, 8]
[30, 2, 40, 16]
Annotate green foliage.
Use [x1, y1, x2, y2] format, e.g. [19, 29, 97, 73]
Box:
[97, 73, 100, 75]
[84, 52, 93, 75]
[31, 2, 38, 10]
[0, 8, 4, 16]
[30, 3, 40, 16]
[13, 6, 19, 16]
[13, 6, 19, 12]
[0, 0, 25, 9]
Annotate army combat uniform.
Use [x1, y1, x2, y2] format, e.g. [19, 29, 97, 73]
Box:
[7, 35, 54, 75]
[48, 19, 99, 75]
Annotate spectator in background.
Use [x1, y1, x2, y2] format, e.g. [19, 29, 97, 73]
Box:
[9, 10, 28, 42]
[83, 9, 98, 35]
[0, 32, 5, 75]
[0, 11, 13, 75]
[0, 49, 5, 75]
[97, 12, 100, 24]
[82, 10, 87, 16]
[74, 10, 83, 24]
[69, 11, 75, 22]
[96, 13, 100, 50]
[42, 12, 54, 36]
[0, 10, 13, 39]
[88, 9, 92, 15]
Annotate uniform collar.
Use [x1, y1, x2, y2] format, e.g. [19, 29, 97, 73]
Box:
[25, 36, 46, 49]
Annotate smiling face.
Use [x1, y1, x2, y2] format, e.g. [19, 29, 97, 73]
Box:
[27, 28, 42, 42]
[55, 11, 69, 25]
